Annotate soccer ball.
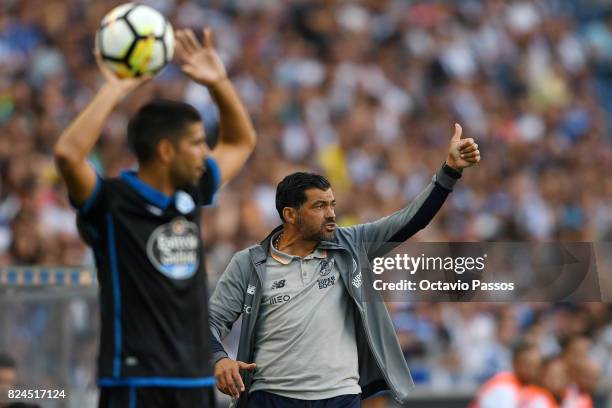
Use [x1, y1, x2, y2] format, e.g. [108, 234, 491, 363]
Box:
[95, 3, 174, 77]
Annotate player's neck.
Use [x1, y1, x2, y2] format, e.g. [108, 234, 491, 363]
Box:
[137, 165, 176, 197]
[276, 227, 317, 258]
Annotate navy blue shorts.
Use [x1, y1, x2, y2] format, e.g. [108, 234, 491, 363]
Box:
[247, 391, 360, 408]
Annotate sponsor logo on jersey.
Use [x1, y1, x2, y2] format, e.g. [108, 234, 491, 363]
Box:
[271, 279, 286, 290]
[243, 304, 252, 314]
[146, 217, 199, 280]
[352, 272, 362, 288]
[268, 294, 291, 305]
[247, 285, 256, 295]
[318, 276, 335, 289]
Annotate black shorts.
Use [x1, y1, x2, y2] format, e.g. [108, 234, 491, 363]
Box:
[98, 387, 215, 408]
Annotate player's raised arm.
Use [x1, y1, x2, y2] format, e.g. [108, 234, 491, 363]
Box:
[344, 123, 481, 258]
[53, 52, 150, 205]
[174, 28, 256, 187]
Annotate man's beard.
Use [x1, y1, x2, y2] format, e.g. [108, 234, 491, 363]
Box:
[170, 163, 200, 189]
[296, 213, 335, 242]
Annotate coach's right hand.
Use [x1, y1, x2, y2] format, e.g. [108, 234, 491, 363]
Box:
[214, 358, 256, 399]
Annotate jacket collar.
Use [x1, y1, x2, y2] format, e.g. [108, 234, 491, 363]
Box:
[252, 225, 346, 265]
[259, 225, 283, 251]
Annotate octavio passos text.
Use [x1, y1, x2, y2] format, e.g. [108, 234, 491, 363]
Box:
[371, 254, 514, 292]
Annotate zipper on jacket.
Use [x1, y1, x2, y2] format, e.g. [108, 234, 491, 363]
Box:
[354, 301, 403, 403]
[338, 248, 405, 402]
[333, 242, 404, 401]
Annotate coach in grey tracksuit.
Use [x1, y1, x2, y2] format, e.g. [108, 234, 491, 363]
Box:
[209, 125, 480, 407]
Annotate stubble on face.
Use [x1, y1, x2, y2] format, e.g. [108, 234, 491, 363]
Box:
[296, 210, 335, 242]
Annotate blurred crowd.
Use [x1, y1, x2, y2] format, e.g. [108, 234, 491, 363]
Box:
[393, 303, 611, 402]
[472, 337, 599, 407]
[1, 0, 612, 404]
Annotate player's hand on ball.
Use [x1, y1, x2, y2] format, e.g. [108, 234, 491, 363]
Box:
[94, 49, 152, 97]
[175, 28, 228, 86]
[446, 123, 481, 170]
[214, 357, 256, 399]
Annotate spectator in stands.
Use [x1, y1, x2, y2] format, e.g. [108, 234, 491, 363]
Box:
[520, 356, 568, 408]
[473, 341, 542, 408]
[562, 337, 598, 408]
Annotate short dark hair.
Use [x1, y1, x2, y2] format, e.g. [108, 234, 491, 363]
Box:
[560, 335, 590, 353]
[127, 99, 202, 163]
[0, 353, 16, 369]
[512, 340, 538, 362]
[275, 172, 331, 222]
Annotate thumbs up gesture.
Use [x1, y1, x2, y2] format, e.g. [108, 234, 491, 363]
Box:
[446, 123, 480, 171]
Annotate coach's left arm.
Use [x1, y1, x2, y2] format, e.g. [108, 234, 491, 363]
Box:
[342, 124, 480, 258]
[175, 28, 257, 187]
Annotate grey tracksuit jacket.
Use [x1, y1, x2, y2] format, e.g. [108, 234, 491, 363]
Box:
[209, 164, 461, 406]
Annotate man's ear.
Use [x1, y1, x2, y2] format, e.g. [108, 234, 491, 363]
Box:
[157, 139, 175, 164]
[283, 207, 297, 225]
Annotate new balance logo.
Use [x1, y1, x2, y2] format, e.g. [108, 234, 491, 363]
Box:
[271, 279, 286, 290]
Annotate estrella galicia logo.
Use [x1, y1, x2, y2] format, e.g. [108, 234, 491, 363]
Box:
[146, 217, 199, 280]
[271, 279, 286, 290]
[319, 259, 334, 276]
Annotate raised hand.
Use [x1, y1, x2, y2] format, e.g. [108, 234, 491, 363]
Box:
[175, 28, 228, 86]
[94, 49, 151, 98]
[446, 123, 481, 170]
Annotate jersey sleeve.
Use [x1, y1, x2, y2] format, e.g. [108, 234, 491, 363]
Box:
[70, 173, 109, 246]
[197, 156, 221, 206]
[69, 173, 107, 217]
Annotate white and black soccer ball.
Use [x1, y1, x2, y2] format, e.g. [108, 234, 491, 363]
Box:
[95, 3, 174, 77]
